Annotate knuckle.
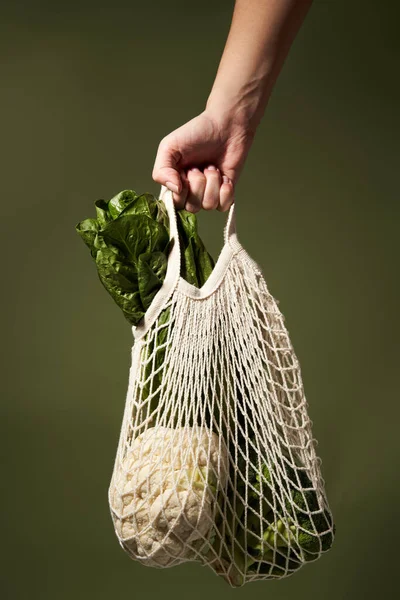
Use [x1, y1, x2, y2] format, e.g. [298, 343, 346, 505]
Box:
[157, 138, 173, 159]
[152, 168, 162, 183]
[188, 172, 206, 188]
[158, 136, 170, 150]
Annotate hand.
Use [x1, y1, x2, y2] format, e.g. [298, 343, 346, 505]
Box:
[152, 110, 254, 212]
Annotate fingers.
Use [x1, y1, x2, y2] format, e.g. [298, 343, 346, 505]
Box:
[218, 175, 234, 212]
[172, 170, 189, 210]
[152, 136, 234, 211]
[202, 166, 221, 210]
[185, 168, 206, 213]
[184, 166, 234, 213]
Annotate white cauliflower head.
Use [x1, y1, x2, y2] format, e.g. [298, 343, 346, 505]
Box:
[109, 426, 228, 567]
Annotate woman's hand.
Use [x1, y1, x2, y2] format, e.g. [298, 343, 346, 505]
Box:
[152, 110, 254, 212]
[152, 0, 312, 212]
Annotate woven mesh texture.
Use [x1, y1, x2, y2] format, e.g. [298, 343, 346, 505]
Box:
[108, 191, 334, 587]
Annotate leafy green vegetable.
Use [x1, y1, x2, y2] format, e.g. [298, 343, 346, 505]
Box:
[76, 189, 215, 325]
[177, 210, 215, 287]
[137, 252, 168, 311]
[76, 222, 98, 255]
[108, 189, 139, 220]
[95, 199, 112, 225]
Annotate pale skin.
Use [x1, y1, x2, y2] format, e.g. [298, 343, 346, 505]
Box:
[152, 0, 313, 212]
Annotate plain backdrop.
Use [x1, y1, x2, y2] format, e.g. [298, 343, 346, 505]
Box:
[1, 1, 399, 599]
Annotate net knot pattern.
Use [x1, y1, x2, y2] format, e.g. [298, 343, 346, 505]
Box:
[109, 190, 335, 587]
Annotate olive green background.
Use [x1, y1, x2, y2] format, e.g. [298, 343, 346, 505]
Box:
[1, 1, 399, 599]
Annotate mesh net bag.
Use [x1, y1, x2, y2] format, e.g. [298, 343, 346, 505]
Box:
[108, 187, 335, 587]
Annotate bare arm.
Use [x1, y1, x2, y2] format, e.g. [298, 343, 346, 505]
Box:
[208, 0, 313, 132]
[153, 0, 313, 211]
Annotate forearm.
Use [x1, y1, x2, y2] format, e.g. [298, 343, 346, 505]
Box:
[206, 0, 313, 133]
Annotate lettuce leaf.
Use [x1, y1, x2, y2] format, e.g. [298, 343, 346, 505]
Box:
[76, 189, 214, 325]
[177, 210, 214, 287]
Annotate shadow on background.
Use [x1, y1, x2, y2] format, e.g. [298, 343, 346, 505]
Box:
[1, 1, 399, 599]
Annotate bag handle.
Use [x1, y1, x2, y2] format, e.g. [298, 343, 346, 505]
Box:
[159, 185, 238, 247]
[159, 185, 182, 280]
[133, 187, 238, 339]
[224, 194, 237, 245]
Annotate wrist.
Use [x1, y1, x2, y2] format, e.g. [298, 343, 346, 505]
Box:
[205, 79, 272, 136]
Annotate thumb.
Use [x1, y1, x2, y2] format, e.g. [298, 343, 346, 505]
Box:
[152, 140, 182, 194]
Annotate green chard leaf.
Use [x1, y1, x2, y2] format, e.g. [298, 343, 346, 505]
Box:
[94, 199, 112, 226]
[119, 193, 158, 219]
[101, 214, 169, 262]
[177, 210, 215, 287]
[76, 188, 215, 326]
[182, 238, 199, 287]
[195, 244, 215, 287]
[75, 218, 100, 256]
[138, 251, 168, 312]
[95, 246, 138, 292]
[108, 189, 138, 219]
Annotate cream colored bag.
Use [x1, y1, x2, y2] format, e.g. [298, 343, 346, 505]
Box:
[108, 187, 334, 587]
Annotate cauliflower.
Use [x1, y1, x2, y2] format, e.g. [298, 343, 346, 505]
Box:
[109, 426, 228, 567]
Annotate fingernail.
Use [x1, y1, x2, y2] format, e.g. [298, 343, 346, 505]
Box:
[191, 167, 200, 172]
[166, 181, 180, 194]
[222, 175, 231, 184]
[207, 165, 217, 171]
